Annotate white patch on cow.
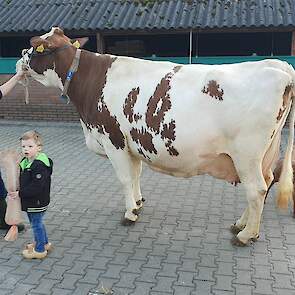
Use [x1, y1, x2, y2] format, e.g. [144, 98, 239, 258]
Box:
[30, 68, 63, 90]
[40, 27, 57, 40]
[80, 120, 106, 156]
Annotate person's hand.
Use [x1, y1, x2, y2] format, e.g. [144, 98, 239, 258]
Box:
[15, 70, 26, 81]
[7, 191, 19, 200]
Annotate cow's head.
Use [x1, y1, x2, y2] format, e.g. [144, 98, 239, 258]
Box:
[17, 27, 88, 90]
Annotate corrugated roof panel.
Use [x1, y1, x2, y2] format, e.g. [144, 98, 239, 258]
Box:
[0, 0, 294, 34]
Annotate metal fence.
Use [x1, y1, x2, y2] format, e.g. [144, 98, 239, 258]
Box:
[2, 56, 295, 74]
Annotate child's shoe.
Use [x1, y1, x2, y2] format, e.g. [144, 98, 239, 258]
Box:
[26, 242, 52, 252]
[22, 248, 47, 259]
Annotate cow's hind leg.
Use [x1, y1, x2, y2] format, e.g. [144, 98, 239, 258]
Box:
[230, 207, 248, 235]
[132, 158, 145, 215]
[231, 168, 274, 239]
[231, 160, 267, 246]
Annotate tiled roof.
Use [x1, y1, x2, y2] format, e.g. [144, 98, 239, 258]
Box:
[0, 0, 294, 34]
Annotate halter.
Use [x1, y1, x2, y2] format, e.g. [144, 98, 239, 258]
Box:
[60, 48, 81, 104]
[22, 44, 81, 104]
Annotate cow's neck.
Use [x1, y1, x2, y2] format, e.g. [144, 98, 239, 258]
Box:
[55, 47, 77, 84]
[62, 50, 117, 128]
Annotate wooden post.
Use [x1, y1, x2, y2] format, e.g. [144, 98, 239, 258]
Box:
[291, 31, 295, 56]
[96, 32, 105, 53]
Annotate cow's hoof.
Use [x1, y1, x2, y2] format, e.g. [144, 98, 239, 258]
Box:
[230, 224, 242, 235]
[136, 198, 145, 207]
[231, 236, 247, 247]
[250, 235, 259, 242]
[121, 218, 136, 226]
[132, 208, 141, 216]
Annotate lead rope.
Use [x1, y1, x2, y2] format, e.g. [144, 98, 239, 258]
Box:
[21, 50, 30, 104]
[60, 49, 81, 104]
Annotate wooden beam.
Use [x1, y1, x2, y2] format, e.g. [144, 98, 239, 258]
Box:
[291, 31, 295, 55]
[96, 32, 105, 53]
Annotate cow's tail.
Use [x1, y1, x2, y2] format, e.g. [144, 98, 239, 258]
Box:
[276, 95, 295, 209]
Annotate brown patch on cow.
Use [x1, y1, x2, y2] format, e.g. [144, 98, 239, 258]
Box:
[146, 66, 181, 134]
[138, 147, 151, 160]
[270, 130, 275, 139]
[123, 87, 142, 123]
[276, 85, 292, 122]
[161, 121, 176, 141]
[95, 101, 125, 149]
[161, 121, 179, 156]
[144, 66, 180, 157]
[130, 127, 157, 155]
[66, 52, 125, 150]
[165, 140, 179, 156]
[202, 80, 224, 101]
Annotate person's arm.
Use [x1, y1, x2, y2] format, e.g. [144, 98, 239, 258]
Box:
[0, 71, 25, 98]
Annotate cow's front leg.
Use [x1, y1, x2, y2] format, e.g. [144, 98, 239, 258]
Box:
[104, 142, 139, 225]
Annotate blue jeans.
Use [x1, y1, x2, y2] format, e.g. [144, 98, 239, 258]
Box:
[27, 212, 48, 252]
[0, 171, 7, 198]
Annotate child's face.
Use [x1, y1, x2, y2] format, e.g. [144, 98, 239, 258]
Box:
[21, 139, 41, 161]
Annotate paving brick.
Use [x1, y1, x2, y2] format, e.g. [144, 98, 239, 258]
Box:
[271, 273, 294, 289]
[233, 284, 254, 295]
[115, 272, 139, 289]
[271, 260, 291, 274]
[22, 269, 49, 285]
[51, 288, 73, 295]
[71, 283, 97, 295]
[0, 274, 26, 290]
[55, 273, 83, 290]
[173, 285, 194, 295]
[9, 283, 36, 295]
[252, 278, 276, 294]
[136, 267, 159, 283]
[253, 265, 274, 280]
[47, 265, 71, 280]
[151, 276, 175, 293]
[215, 262, 235, 276]
[131, 282, 155, 295]
[29, 278, 59, 294]
[195, 266, 215, 282]
[175, 271, 195, 287]
[66, 260, 91, 275]
[101, 264, 125, 279]
[234, 257, 252, 270]
[213, 275, 234, 292]
[192, 280, 214, 295]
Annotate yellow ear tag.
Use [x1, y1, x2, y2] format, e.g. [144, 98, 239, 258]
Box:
[72, 40, 80, 48]
[36, 44, 45, 53]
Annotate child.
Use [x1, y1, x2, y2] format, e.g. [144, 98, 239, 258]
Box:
[9, 130, 53, 259]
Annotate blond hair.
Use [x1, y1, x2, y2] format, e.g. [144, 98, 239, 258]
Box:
[20, 130, 43, 147]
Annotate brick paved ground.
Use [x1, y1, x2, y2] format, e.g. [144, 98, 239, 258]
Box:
[0, 120, 294, 295]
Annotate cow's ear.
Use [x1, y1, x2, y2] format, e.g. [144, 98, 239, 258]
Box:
[71, 37, 89, 48]
[54, 27, 64, 36]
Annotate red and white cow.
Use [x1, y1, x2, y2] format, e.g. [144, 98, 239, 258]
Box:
[17, 27, 295, 246]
